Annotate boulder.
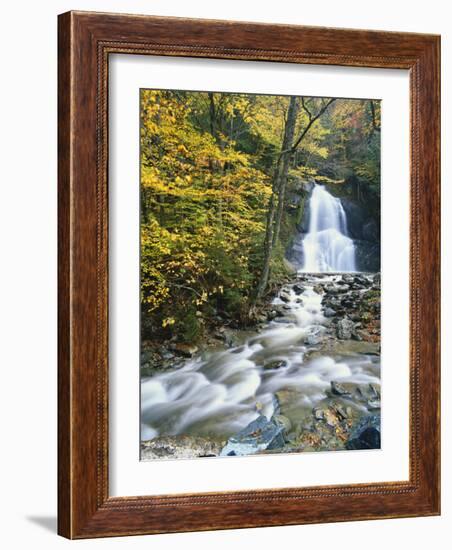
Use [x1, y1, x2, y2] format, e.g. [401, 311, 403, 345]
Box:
[346, 414, 381, 450]
[220, 414, 285, 456]
[141, 435, 223, 460]
[292, 283, 305, 295]
[279, 291, 291, 303]
[173, 343, 199, 357]
[305, 327, 323, 345]
[336, 318, 355, 340]
[263, 360, 288, 370]
[324, 307, 336, 317]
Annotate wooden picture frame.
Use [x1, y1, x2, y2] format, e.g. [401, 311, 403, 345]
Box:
[58, 10, 440, 539]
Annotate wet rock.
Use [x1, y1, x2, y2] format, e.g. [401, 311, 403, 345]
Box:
[304, 326, 324, 346]
[263, 360, 287, 370]
[354, 383, 381, 410]
[272, 306, 286, 318]
[332, 403, 348, 420]
[346, 414, 381, 450]
[313, 284, 324, 295]
[368, 383, 380, 399]
[336, 318, 355, 340]
[272, 316, 293, 324]
[141, 363, 154, 377]
[267, 310, 278, 320]
[331, 381, 352, 397]
[349, 313, 362, 322]
[306, 332, 323, 345]
[324, 307, 336, 317]
[273, 414, 292, 433]
[141, 435, 222, 460]
[220, 415, 285, 456]
[141, 349, 154, 363]
[173, 343, 199, 357]
[292, 283, 305, 295]
[221, 328, 246, 348]
[279, 291, 291, 303]
[255, 313, 268, 323]
[323, 284, 338, 295]
[323, 407, 340, 428]
[313, 408, 324, 421]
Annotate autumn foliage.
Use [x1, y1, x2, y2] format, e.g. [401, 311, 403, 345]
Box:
[140, 90, 380, 343]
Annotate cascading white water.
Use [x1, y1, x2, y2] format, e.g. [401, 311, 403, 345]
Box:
[301, 185, 356, 272]
[141, 275, 379, 444]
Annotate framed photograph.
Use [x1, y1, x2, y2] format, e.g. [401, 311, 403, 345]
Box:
[58, 11, 440, 538]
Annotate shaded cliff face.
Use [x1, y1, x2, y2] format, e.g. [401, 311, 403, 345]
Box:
[287, 182, 380, 273]
[340, 197, 380, 273]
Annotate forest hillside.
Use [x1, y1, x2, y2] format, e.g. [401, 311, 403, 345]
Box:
[140, 90, 381, 345]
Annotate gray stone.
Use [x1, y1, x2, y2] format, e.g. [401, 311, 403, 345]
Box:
[220, 415, 285, 456]
[174, 343, 199, 357]
[306, 332, 323, 345]
[279, 291, 291, 303]
[141, 435, 223, 460]
[336, 318, 355, 340]
[346, 414, 381, 450]
[324, 307, 336, 317]
[313, 408, 324, 420]
[292, 283, 305, 295]
[273, 414, 292, 433]
[263, 360, 287, 370]
[331, 381, 352, 396]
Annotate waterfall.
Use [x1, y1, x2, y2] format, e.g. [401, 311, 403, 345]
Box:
[300, 185, 356, 272]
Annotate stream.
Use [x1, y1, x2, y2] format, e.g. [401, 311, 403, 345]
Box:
[141, 185, 381, 457]
[141, 274, 380, 443]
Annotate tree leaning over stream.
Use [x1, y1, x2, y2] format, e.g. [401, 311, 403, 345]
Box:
[254, 96, 335, 301]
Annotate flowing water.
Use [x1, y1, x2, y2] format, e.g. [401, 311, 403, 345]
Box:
[141, 275, 379, 442]
[297, 184, 356, 272]
[140, 184, 377, 446]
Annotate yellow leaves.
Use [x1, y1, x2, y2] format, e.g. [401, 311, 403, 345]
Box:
[199, 225, 214, 237]
[141, 167, 166, 191]
[177, 144, 188, 155]
[162, 317, 176, 328]
[225, 103, 234, 116]
[195, 291, 209, 306]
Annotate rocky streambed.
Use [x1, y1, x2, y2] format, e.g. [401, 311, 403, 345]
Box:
[141, 272, 381, 460]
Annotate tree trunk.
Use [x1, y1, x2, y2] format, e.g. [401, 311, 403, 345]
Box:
[254, 97, 335, 303]
[255, 97, 298, 301]
[272, 97, 299, 246]
[254, 161, 280, 302]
